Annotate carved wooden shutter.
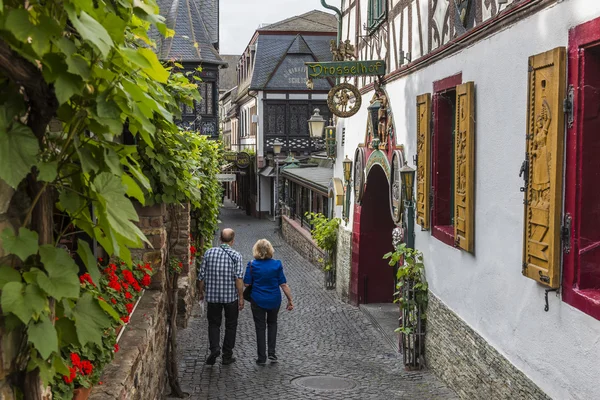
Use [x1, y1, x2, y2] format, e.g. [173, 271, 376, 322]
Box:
[454, 82, 475, 252]
[523, 47, 566, 288]
[416, 94, 431, 229]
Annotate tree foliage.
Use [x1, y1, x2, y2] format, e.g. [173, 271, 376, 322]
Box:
[0, 0, 206, 393]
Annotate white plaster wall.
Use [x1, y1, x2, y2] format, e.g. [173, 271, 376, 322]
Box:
[336, 1, 600, 398]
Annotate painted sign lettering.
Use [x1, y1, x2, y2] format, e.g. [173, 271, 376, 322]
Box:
[305, 61, 386, 79]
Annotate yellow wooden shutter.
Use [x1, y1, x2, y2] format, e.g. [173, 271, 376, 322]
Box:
[416, 93, 431, 229]
[454, 82, 475, 252]
[522, 47, 566, 288]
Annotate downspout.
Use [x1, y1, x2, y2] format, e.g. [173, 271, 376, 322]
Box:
[248, 90, 260, 218]
[320, 0, 342, 46]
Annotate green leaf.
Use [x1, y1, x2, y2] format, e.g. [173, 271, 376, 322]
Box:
[1, 282, 46, 324]
[122, 174, 145, 205]
[53, 354, 70, 376]
[56, 318, 79, 346]
[120, 47, 152, 69]
[98, 299, 120, 322]
[65, 53, 90, 81]
[28, 316, 58, 359]
[55, 73, 83, 105]
[73, 293, 112, 346]
[76, 239, 100, 286]
[0, 107, 39, 188]
[67, 10, 114, 58]
[92, 172, 147, 246]
[37, 245, 80, 300]
[138, 48, 169, 83]
[37, 161, 58, 182]
[58, 189, 85, 214]
[0, 265, 22, 289]
[1, 227, 39, 261]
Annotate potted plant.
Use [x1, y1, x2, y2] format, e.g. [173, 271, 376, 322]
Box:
[50, 260, 154, 400]
[384, 243, 428, 370]
[305, 212, 340, 290]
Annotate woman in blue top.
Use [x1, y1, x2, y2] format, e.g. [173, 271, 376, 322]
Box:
[244, 239, 294, 365]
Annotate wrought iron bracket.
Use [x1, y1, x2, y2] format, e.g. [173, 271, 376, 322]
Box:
[562, 213, 572, 254]
[544, 288, 558, 312]
[564, 84, 574, 129]
[519, 154, 529, 193]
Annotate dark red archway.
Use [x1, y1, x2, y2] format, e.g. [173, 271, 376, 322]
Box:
[352, 165, 396, 304]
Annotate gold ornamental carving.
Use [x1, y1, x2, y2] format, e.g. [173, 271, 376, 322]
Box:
[522, 47, 566, 289]
[328, 83, 362, 118]
[416, 93, 431, 230]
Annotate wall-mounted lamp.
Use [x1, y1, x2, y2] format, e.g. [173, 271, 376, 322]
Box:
[325, 120, 337, 159]
[342, 155, 353, 225]
[308, 108, 326, 138]
[272, 139, 283, 156]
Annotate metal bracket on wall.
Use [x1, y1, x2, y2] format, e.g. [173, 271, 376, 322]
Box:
[544, 288, 558, 312]
[561, 213, 572, 254]
[564, 84, 574, 129]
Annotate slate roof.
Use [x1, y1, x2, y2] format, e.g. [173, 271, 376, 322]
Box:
[219, 55, 241, 92]
[260, 10, 337, 32]
[282, 166, 333, 193]
[154, 0, 224, 64]
[249, 34, 334, 91]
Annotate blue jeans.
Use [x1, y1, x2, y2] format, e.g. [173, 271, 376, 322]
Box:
[251, 302, 279, 361]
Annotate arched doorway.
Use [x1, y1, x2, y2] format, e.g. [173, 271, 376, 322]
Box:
[357, 164, 396, 304]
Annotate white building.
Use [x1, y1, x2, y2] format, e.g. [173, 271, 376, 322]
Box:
[330, 0, 600, 398]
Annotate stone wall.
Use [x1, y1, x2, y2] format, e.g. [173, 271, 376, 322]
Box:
[425, 293, 550, 400]
[133, 203, 167, 292]
[281, 216, 324, 266]
[89, 290, 168, 400]
[335, 228, 352, 302]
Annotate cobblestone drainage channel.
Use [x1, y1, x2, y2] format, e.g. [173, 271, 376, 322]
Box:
[291, 376, 357, 391]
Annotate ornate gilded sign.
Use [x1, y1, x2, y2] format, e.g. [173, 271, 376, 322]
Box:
[365, 150, 391, 182]
[390, 150, 406, 224]
[327, 83, 362, 118]
[305, 60, 386, 79]
[354, 147, 366, 204]
[416, 93, 431, 229]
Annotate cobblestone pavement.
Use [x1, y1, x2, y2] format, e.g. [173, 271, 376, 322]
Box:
[173, 203, 457, 399]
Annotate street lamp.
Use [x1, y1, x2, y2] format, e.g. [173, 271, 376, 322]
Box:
[342, 155, 352, 225]
[273, 140, 283, 223]
[308, 108, 326, 138]
[399, 163, 416, 249]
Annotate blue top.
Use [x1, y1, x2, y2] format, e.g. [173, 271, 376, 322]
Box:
[243, 258, 287, 310]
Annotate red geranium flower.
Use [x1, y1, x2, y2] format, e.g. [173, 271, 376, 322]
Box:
[133, 282, 141, 292]
[126, 303, 134, 314]
[121, 315, 130, 323]
[80, 360, 93, 375]
[63, 367, 77, 384]
[98, 257, 103, 263]
[70, 353, 81, 368]
[122, 270, 137, 285]
[141, 274, 151, 287]
[111, 298, 117, 305]
[114, 343, 120, 353]
[125, 292, 132, 299]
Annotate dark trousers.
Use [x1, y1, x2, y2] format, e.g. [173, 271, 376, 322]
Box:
[207, 301, 239, 358]
[251, 302, 279, 361]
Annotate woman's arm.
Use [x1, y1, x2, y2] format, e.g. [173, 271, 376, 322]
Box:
[280, 283, 294, 311]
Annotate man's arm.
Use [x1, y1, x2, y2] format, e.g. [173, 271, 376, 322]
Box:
[236, 278, 244, 310]
[197, 280, 205, 300]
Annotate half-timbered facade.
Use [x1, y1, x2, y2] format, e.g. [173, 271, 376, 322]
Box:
[230, 10, 337, 217]
[330, 0, 600, 398]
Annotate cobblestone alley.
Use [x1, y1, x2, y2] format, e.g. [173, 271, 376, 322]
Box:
[174, 204, 456, 399]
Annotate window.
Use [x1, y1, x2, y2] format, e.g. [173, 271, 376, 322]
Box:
[563, 17, 600, 320]
[250, 106, 257, 137]
[431, 74, 475, 251]
[368, 0, 387, 32]
[195, 82, 214, 116]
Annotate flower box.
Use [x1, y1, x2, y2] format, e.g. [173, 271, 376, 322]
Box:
[72, 387, 92, 400]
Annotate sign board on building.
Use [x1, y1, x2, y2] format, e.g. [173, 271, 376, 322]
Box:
[216, 174, 237, 182]
[223, 152, 252, 169]
[305, 61, 386, 79]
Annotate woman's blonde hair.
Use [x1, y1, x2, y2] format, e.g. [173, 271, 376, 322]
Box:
[253, 239, 274, 260]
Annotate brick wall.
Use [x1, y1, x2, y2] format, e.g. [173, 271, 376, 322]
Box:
[425, 293, 550, 399]
[335, 228, 352, 302]
[281, 215, 325, 266]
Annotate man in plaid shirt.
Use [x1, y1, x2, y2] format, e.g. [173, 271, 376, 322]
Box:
[197, 228, 244, 365]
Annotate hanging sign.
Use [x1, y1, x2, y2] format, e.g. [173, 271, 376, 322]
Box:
[223, 152, 252, 169]
[216, 174, 236, 182]
[305, 60, 386, 79]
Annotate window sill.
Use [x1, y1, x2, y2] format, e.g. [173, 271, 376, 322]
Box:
[432, 225, 455, 247]
[563, 287, 600, 321]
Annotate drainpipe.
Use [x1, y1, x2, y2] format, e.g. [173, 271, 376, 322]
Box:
[320, 0, 342, 46]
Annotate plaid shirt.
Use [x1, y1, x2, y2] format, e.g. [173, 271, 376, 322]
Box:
[198, 244, 244, 303]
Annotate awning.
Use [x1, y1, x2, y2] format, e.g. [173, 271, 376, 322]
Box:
[259, 166, 275, 177]
[329, 178, 344, 206]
